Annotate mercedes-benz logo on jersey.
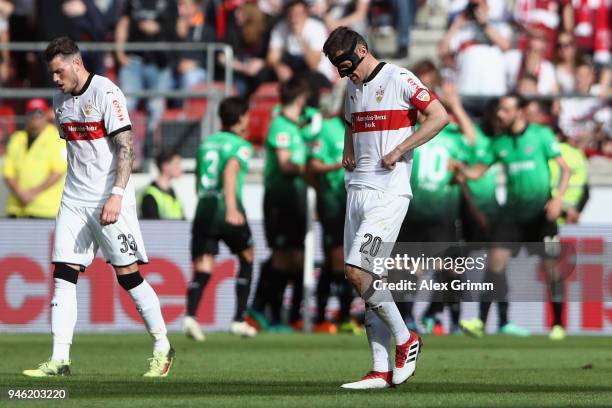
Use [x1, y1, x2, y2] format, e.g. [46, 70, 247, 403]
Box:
[375, 86, 384, 103]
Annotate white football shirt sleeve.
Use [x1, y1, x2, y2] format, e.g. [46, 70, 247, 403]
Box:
[102, 85, 132, 137]
[400, 70, 437, 112]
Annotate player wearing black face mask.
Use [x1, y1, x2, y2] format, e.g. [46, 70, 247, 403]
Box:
[328, 37, 365, 78]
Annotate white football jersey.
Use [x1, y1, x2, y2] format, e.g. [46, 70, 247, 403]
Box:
[54, 74, 135, 207]
[344, 63, 436, 197]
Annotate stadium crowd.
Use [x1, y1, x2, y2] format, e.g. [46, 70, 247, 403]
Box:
[0, 0, 609, 156]
[0, 0, 611, 338]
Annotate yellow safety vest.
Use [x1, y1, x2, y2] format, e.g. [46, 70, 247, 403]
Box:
[138, 183, 184, 220]
[549, 143, 588, 224]
[1, 124, 66, 218]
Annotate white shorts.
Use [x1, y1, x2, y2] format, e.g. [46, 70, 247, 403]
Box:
[52, 202, 148, 269]
[344, 187, 410, 276]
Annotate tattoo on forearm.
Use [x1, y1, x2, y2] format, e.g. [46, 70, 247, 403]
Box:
[114, 130, 135, 189]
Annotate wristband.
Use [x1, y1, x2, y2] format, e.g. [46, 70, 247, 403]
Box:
[111, 186, 125, 197]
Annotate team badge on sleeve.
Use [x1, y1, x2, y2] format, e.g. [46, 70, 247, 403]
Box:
[276, 132, 290, 148]
[416, 90, 431, 102]
[238, 146, 251, 161]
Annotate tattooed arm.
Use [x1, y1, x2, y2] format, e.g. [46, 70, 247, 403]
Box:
[113, 129, 135, 189]
[100, 129, 134, 225]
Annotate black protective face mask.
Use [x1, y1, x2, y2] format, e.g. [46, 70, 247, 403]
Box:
[330, 38, 364, 78]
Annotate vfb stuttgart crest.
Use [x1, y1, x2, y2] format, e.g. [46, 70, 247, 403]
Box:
[375, 86, 384, 103]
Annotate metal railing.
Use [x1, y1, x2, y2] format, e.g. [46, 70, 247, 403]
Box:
[0, 42, 235, 145]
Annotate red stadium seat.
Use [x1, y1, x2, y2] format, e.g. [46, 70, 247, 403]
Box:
[252, 82, 280, 104]
[185, 82, 237, 120]
[248, 101, 276, 146]
[0, 105, 16, 155]
[162, 108, 185, 121]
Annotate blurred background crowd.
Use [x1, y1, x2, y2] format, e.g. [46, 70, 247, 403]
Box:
[0, 0, 609, 160]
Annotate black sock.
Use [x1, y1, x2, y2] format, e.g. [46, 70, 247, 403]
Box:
[234, 257, 253, 322]
[552, 302, 564, 327]
[316, 266, 332, 324]
[333, 273, 353, 323]
[186, 271, 211, 317]
[550, 278, 564, 327]
[424, 302, 444, 320]
[479, 302, 491, 323]
[448, 302, 461, 327]
[498, 302, 508, 327]
[270, 267, 289, 325]
[252, 258, 272, 312]
[480, 270, 508, 324]
[290, 270, 303, 324]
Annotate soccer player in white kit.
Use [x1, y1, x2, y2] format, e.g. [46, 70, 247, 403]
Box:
[323, 27, 449, 389]
[23, 37, 174, 378]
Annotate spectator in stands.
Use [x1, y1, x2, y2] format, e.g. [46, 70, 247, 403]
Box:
[554, 31, 580, 94]
[439, 0, 512, 111]
[516, 73, 538, 95]
[550, 125, 589, 225]
[0, 0, 13, 83]
[139, 150, 184, 220]
[512, 0, 573, 61]
[524, 98, 553, 125]
[257, 0, 284, 24]
[8, 0, 35, 85]
[266, 0, 334, 105]
[220, 2, 272, 97]
[556, 57, 605, 148]
[389, 0, 416, 59]
[310, 0, 370, 40]
[505, 30, 559, 95]
[115, 0, 179, 158]
[571, 0, 610, 66]
[36, 0, 121, 75]
[176, 0, 214, 90]
[1, 99, 66, 219]
[448, 0, 509, 23]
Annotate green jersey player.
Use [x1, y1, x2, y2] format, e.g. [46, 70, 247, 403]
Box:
[308, 115, 358, 334]
[397, 84, 472, 335]
[457, 94, 570, 339]
[184, 97, 257, 340]
[250, 77, 312, 331]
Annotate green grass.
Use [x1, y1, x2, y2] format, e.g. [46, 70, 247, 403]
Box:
[1, 333, 611, 407]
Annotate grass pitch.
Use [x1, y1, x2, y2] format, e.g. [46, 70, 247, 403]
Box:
[1, 333, 611, 407]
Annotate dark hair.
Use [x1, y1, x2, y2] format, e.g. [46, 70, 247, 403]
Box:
[551, 124, 568, 142]
[412, 59, 440, 88]
[576, 54, 595, 70]
[323, 27, 368, 58]
[479, 98, 500, 136]
[219, 96, 249, 128]
[43, 36, 80, 63]
[502, 93, 529, 109]
[284, 0, 308, 13]
[155, 150, 180, 171]
[280, 76, 311, 106]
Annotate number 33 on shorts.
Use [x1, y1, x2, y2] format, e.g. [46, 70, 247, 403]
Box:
[52, 202, 148, 268]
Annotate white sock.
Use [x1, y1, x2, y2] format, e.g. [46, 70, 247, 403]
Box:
[369, 302, 410, 345]
[128, 280, 170, 353]
[365, 307, 391, 372]
[51, 278, 77, 362]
